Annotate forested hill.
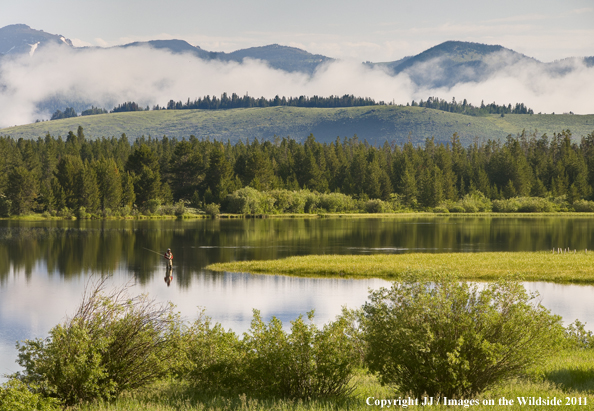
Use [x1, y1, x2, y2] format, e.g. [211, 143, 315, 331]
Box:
[2, 106, 594, 146]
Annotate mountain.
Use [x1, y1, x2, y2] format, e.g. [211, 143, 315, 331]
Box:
[119, 39, 213, 59]
[375, 41, 535, 88]
[120, 40, 332, 74]
[219, 44, 333, 74]
[0, 24, 72, 56]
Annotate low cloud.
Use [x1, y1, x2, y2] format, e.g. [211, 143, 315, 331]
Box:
[0, 44, 592, 129]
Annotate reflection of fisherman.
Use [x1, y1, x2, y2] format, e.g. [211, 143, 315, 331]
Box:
[164, 272, 173, 287]
[164, 248, 173, 271]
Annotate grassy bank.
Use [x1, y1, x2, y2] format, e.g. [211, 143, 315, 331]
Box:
[74, 349, 594, 410]
[206, 251, 594, 283]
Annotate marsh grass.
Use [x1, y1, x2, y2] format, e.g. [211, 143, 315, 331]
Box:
[206, 251, 594, 283]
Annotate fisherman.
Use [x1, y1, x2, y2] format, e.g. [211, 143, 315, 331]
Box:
[164, 248, 173, 271]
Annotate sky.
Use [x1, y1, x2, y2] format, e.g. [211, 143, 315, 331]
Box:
[1, 0, 593, 62]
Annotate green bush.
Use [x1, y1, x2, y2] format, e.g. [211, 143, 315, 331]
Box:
[0, 194, 11, 217]
[0, 379, 60, 411]
[57, 207, 73, 219]
[174, 200, 186, 216]
[433, 205, 449, 213]
[143, 198, 162, 214]
[493, 197, 556, 212]
[242, 310, 357, 399]
[364, 199, 390, 213]
[449, 204, 466, 213]
[268, 190, 306, 213]
[565, 320, 594, 349]
[444, 192, 492, 213]
[304, 192, 320, 213]
[572, 200, 594, 212]
[362, 277, 563, 399]
[204, 203, 220, 218]
[182, 312, 246, 391]
[76, 207, 91, 219]
[14, 280, 182, 406]
[319, 193, 356, 213]
[184, 310, 358, 399]
[225, 187, 274, 214]
[118, 205, 131, 217]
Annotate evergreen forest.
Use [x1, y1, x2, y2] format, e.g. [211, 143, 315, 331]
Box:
[1, 126, 594, 217]
[48, 94, 535, 121]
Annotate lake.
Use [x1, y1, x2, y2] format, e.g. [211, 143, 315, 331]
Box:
[2, 216, 594, 380]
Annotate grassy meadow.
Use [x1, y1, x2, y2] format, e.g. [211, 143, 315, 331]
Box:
[73, 349, 594, 410]
[2, 106, 593, 145]
[206, 251, 594, 283]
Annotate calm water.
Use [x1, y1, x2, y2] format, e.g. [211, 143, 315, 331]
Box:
[2, 216, 594, 379]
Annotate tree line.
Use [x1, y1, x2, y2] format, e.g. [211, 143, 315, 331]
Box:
[1, 127, 593, 217]
[48, 94, 535, 120]
[411, 96, 534, 116]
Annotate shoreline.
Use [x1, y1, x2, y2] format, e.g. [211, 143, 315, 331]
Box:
[4, 211, 594, 221]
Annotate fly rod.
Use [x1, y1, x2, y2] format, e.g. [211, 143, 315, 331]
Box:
[143, 247, 164, 256]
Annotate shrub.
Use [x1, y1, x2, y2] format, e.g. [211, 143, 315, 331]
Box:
[0, 194, 11, 217]
[242, 310, 357, 399]
[76, 207, 90, 219]
[118, 205, 131, 217]
[182, 313, 245, 391]
[225, 187, 274, 214]
[319, 193, 357, 213]
[184, 310, 358, 399]
[174, 200, 186, 216]
[14, 279, 182, 406]
[268, 190, 306, 213]
[456, 192, 492, 212]
[565, 320, 594, 349]
[493, 197, 556, 213]
[144, 199, 161, 214]
[433, 206, 449, 213]
[57, 207, 73, 219]
[449, 204, 466, 213]
[362, 277, 563, 399]
[517, 197, 555, 212]
[572, 200, 594, 212]
[304, 192, 320, 213]
[204, 203, 220, 218]
[365, 199, 390, 213]
[0, 379, 60, 411]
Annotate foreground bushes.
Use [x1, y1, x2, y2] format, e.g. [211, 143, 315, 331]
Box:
[182, 310, 359, 399]
[0, 379, 60, 411]
[14, 280, 182, 406]
[362, 277, 563, 398]
[10, 277, 568, 407]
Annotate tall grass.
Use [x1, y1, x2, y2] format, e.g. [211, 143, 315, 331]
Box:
[74, 350, 594, 411]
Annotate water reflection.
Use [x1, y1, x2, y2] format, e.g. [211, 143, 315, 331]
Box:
[3, 217, 594, 286]
[2, 216, 594, 381]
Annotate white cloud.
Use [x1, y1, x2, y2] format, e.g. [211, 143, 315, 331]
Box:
[0, 45, 592, 129]
[70, 38, 93, 47]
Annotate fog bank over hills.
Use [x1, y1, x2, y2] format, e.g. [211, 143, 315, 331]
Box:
[0, 24, 593, 129]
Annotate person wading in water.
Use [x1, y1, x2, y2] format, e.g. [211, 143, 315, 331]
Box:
[164, 248, 173, 271]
